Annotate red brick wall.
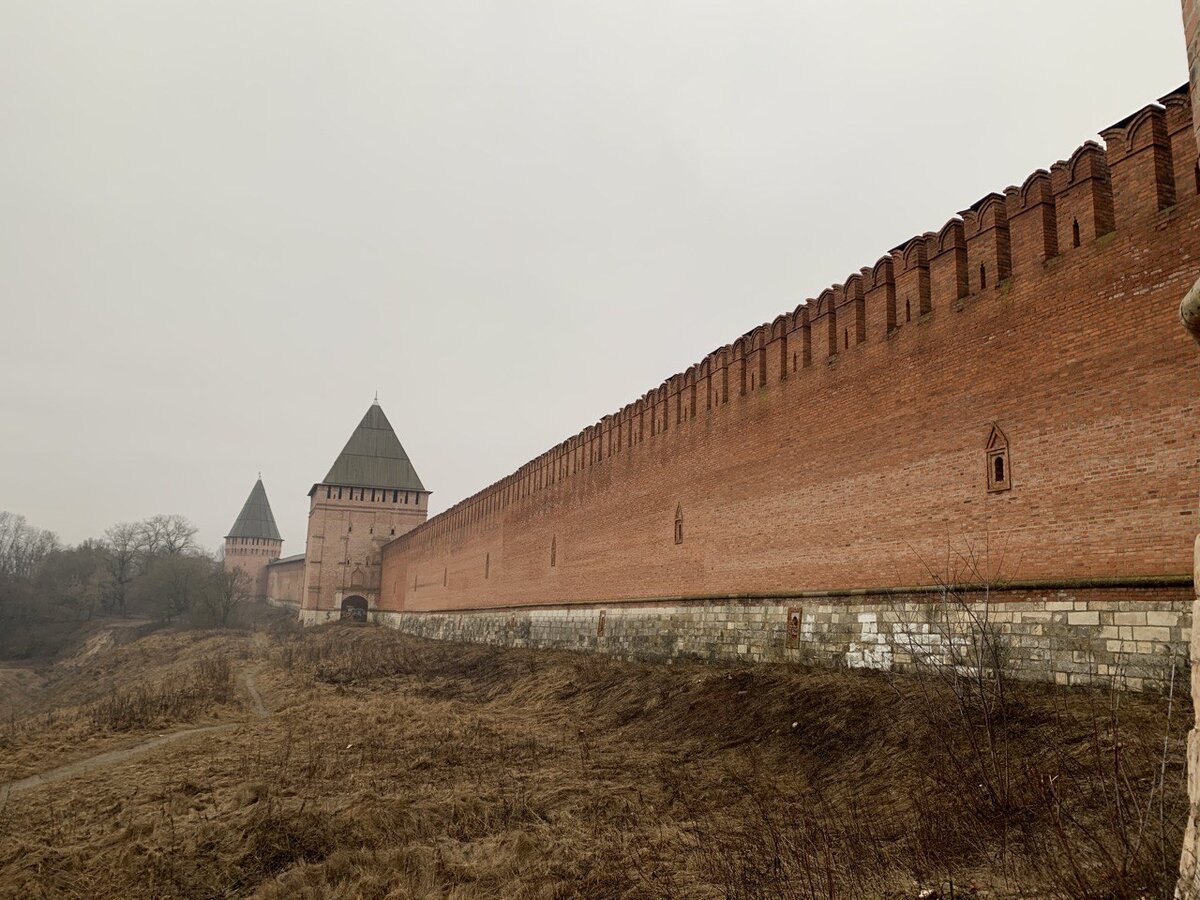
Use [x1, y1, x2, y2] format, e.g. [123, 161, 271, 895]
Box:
[302, 486, 428, 612]
[1186, 0, 1200, 150]
[266, 555, 305, 605]
[381, 89, 1200, 614]
[224, 536, 281, 599]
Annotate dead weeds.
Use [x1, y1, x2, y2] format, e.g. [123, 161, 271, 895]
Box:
[0, 623, 1189, 899]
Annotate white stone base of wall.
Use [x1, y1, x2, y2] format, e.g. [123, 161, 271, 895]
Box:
[299, 607, 340, 625]
[267, 596, 302, 613]
[337, 592, 1191, 693]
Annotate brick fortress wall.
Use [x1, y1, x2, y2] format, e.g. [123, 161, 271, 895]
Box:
[224, 536, 281, 599]
[266, 554, 305, 609]
[301, 486, 428, 615]
[374, 88, 1200, 628]
[1173, 2, 1200, 895]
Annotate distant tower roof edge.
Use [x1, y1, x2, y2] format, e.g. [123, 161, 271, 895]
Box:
[226, 476, 283, 541]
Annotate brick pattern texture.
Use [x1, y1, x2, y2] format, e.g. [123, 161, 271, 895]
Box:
[1177, 4, 1200, 897]
[301, 486, 428, 614]
[223, 536, 281, 599]
[266, 556, 305, 606]
[377, 88, 1200, 616]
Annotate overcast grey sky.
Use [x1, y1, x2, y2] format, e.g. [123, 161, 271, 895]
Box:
[0, 1, 1187, 552]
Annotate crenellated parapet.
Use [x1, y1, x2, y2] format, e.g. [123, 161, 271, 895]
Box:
[1004, 170, 1058, 279]
[1160, 85, 1197, 202]
[961, 193, 1011, 293]
[389, 87, 1197, 558]
[894, 235, 932, 326]
[1050, 141, 1114, 251]
[1102, 102, 1176, 219]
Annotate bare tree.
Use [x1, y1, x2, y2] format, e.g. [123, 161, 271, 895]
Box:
[0, 511, 60, 581]
[0, 512, 60, 622]
[33, 542, 107, 621]
[134, 553, 212, 623]
[204, 566, 249, 627]
[137, 514, 198, 557]
[102, 522, 141, 616]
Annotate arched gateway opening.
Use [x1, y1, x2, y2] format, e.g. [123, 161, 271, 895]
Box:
[340, 595, 369, 623]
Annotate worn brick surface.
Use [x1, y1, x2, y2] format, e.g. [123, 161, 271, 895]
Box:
[266, 556, 304, 605]
[301, 485, 428, 613]
[224, 536, 281, 599]
[376, 88, 1200, 615]
[1177, 6, 1200, 897]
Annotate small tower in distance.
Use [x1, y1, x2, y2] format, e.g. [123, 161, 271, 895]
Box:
[224, 477, 283, 599]
[300, 400, 429, 623]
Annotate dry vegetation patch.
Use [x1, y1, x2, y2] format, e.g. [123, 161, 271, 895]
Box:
[0, 623, 1189, 899]
[0, 629, 262, 784]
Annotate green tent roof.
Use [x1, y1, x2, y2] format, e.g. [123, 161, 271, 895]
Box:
[226, 478, 282, 541]
[322, 402, 426, 491]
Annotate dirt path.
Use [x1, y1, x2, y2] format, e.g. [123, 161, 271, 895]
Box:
[244, 663, 269, 718]
[0, 725, 232, 802]
[0, 664, 271, 804]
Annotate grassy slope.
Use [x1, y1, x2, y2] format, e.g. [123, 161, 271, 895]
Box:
[0, 628, 262, 785]
[0, 619, 1190, 899]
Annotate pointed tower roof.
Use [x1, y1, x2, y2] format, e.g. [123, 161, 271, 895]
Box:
[322, 401, 426, 491]
[226, 478, 282, 541]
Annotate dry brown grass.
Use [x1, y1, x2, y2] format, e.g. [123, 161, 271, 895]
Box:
[85, 652, 233, 732]
[0, 622, 1189, 899]
[0, 628, 262, 784]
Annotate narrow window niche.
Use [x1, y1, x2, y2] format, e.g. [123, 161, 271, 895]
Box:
[674, 504, 684, 545]
[986, 424, 1012, 492]
[550, 536, 557, 567]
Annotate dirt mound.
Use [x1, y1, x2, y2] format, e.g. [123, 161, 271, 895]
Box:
[56, 619, 160, 669]
[0, 666, 44, 721]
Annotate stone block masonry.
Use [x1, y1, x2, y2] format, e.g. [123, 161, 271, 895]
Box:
[301, 583, 1192, 694]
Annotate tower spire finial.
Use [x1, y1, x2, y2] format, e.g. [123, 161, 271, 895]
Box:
[373, 390, 379, 405]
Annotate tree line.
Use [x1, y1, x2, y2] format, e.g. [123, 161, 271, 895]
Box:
[0, 511, 250, 647]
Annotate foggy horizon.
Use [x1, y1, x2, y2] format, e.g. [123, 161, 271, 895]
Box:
[1, 0, 1188, 553]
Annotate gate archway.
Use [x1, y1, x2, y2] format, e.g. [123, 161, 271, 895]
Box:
[340, 595, 369, 623]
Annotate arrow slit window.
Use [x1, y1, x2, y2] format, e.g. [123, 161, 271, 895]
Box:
[986, 425, 1012, 493]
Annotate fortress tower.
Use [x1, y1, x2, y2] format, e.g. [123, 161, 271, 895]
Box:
[224, 477, 283, 599]
[300, 401, 429, 622]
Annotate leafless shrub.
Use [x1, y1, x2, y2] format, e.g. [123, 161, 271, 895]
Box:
[880, 535, 1188, 898]
[87, 652, 232, 731]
